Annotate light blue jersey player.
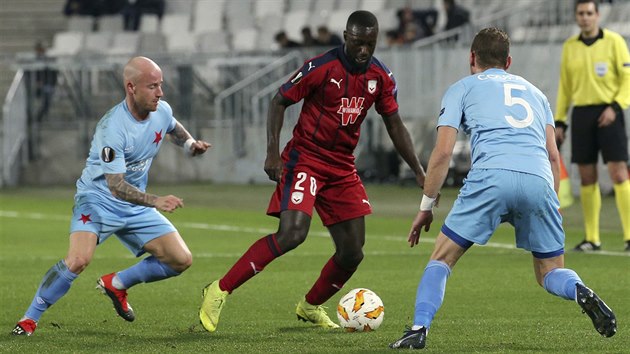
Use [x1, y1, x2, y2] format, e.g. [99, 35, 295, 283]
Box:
[438, 67, 562, 254]
[390, 28, 616, 350]
[12, 57, 211, 336]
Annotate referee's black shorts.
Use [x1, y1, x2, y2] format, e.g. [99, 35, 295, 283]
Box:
[570, 104, 628, 164]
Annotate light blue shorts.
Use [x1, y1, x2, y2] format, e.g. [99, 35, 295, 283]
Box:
[443, 169, 565, 257]
[69, 193, 177, 257]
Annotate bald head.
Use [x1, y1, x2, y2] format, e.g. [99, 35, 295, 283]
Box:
[123, 56, 161, 86]
[123, 56, 164, 119]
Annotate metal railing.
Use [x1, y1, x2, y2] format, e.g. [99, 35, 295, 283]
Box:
[213, 51, 303, 159]
[1, 69, 27, 187]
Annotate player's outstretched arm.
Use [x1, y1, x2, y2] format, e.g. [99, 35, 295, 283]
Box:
[382, 112, 426, 188]
[168, 121, 211, 156]
[105, 173, 183, 212]
[407, 126, 457, 247]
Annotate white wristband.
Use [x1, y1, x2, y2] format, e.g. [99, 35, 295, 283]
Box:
[420, 194, 436, 211]
[184, 138, 195, 155]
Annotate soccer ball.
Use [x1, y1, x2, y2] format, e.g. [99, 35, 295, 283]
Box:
[336, 288, 384, 332]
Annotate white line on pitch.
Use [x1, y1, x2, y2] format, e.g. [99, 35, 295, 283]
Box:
[1, 210, 628, 257]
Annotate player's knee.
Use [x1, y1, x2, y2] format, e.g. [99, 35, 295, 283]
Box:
[64, 255, 90, 274]
[338, 250, 364, 269]
[276, 229, 308, 251]
[170, 251, 192, 273]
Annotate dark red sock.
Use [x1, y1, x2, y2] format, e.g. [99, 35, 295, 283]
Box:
[305, 256, 356, 305]
[219, 234, 282, 293]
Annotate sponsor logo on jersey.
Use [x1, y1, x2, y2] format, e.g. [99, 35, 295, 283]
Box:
[337, 97, 365, 126]
[439, 107, 445, 116]
[291, 191, 304, 204]
[595, 62, 607, 77]
[101, 147, 115, 163]
[368, 80, 377, 94]
[291, 71, 303, 84]
[127, 159, 149, 172]
[307, 61, 315, 71]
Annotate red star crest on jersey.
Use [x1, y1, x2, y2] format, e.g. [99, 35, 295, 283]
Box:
[79, 213, 92, 224]
[337, 97, 365, 126]
[153, 130, 163, 145]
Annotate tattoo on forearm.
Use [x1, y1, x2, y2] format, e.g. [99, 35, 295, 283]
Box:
[105, 173, 158, 207]
[169, 122, 192, 146]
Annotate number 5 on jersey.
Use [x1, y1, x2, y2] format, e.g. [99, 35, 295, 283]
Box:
[504, 83, 533, 128]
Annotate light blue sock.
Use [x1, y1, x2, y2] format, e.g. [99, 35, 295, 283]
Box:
[25, 260, 78, 322]
[543, 268, 583, 300]
[414, 260, 451, 329]
[116, 256, 180, 288]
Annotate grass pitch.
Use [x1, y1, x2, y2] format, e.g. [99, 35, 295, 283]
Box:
[0, 183, 628, 353]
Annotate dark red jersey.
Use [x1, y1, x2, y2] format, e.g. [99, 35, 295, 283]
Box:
[279, 46, 399, 170]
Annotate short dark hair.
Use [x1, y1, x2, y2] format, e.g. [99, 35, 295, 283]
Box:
[575, 0, 598, 13]
[470, 27, 510, 69]
[346, 10, 378, 31]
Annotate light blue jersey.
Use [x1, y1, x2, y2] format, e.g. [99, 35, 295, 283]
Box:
[71, 100, 178, 255]
[439, 68, 555, 187]
[76, 100, 177, 210]
[439, 68, 564, 256]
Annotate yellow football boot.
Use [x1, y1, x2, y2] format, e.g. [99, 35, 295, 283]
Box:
[296, 297, 340, 329]
[199, 281, 228, 332]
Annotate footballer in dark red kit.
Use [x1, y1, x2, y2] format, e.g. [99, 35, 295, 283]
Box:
[200, 10, 426, 333]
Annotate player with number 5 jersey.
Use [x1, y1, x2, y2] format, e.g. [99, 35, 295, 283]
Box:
[199, 10, 426, 333]
[390, 27, 616, 350]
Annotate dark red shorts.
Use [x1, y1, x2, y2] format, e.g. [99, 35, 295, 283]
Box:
[267, 149, 372, 226]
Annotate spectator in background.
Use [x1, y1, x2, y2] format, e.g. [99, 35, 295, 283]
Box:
[389, 6, 437, 46]
[316, 25, 343, 46]
[275, 31, 301, 49]
[33, 41, 57, 123]
[122, 0, 165, 31]
[63, 0, 91, 16]
[443, 0, 470, 41]
[301, 26, 318, 47]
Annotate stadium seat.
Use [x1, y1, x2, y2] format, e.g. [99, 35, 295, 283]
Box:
[359, 0, 387, 12]
[161, 14, 191, 34]
[373, 8, 398, 34]
[98, 15, 124, 32]
[312, 0, 337, 15]
[337, 0, 360, 10]
[226, 0, 255, 33]
[257, 14, 284, 51]
[108, 32, 140, 55]
[231, 28, 258, 52]
[254, 0, 285, 21]
[166, 0, 195, 15]
[47, 31, 84, 57]
[67, 16, 94, 32]
[197, 31, 231, 54]
[193, 0, 226, 33]
[326, 9, 354, 36]
[287, 0, 313, 12]
[139, 33, 166, 53]
[165, 32, 196, 53]
[139, 14, 160, 33]
[283, 10, 310, 43]
[83, 32, 114, 55]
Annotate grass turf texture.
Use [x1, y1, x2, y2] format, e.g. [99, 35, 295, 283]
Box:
[1, 183, 628, 353]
